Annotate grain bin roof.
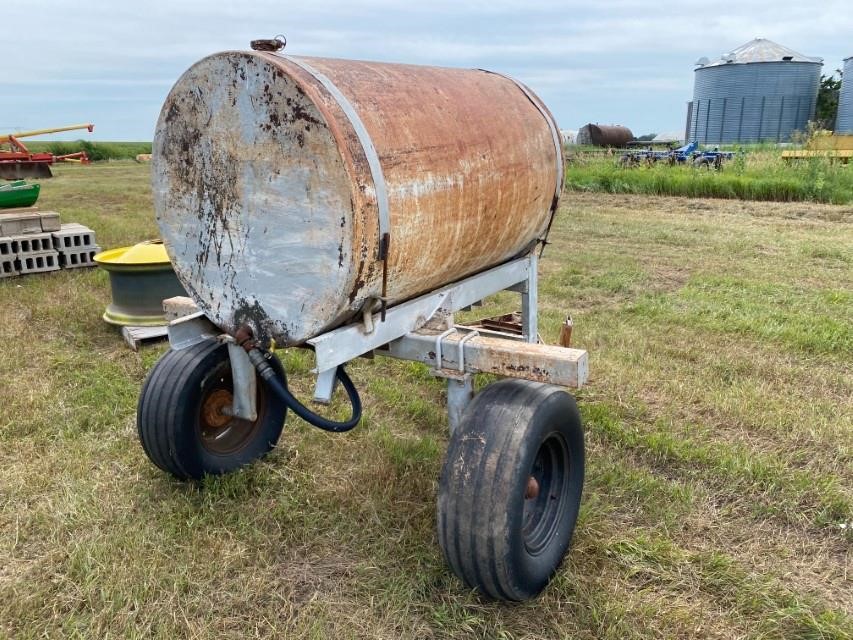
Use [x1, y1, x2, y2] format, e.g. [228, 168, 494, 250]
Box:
[697, 38, 822, 67]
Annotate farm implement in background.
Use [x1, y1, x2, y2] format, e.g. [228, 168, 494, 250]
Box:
[0, 123, 94, 179]
[782, 133, 853, 164]
[619, 141, 735, 169]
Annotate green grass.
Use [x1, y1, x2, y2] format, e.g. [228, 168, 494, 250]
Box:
[21, 140, 152, 161]
[0, 164, 851, 638]
[629, 275, 852, 355]
[566, 149, 853, 204]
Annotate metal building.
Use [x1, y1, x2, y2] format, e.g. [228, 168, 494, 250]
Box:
[837, 56, 853, 134]
[576, 124, 633, 147]
[560, 129, 578, 145]
[685, 38, 822, 143]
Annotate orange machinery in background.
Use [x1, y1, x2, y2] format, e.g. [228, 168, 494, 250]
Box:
[0, 123, 94, 179]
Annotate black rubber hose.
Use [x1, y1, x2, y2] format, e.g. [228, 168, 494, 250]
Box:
[247, 347, 362, 432]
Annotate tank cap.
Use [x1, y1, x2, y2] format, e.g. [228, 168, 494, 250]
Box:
[250, 35, 286, 52]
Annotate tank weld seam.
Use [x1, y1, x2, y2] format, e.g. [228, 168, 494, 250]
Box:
[280, 55, 391, 262]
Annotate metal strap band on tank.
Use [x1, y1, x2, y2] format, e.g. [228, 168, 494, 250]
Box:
[281, 55, 391, 263]
[478, 70, 563, 248]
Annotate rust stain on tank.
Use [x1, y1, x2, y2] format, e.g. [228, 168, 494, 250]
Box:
[280, 55, 560, 305]
[153, 52, 561, 346]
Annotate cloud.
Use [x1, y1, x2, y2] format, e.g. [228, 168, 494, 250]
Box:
[1, 0, 850, 139]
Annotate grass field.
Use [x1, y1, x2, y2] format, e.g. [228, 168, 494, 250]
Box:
[1, 162, 851, 639]
[566, 148, 853, 205]
[20, 141, 152, 161]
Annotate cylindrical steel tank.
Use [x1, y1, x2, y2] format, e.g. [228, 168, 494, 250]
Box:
[687, 38, 822, 143]
[837, 57, 853, 134]
[576, 124, 633, 147]
[153, 51, 562, 346]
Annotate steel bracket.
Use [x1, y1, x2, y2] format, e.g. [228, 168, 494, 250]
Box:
[445, 374, 474, 434]
[224, 341, 258, 422]
[312, 367, 339, 404]
[308, 255, 531, 374]
[167, 311, 220, 351]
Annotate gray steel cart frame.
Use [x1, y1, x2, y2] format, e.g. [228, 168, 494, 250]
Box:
[166, 252, 588, 431]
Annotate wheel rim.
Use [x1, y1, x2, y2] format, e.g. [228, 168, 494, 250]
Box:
[522, 432, 570, 555]
[197, 361, 267, 455]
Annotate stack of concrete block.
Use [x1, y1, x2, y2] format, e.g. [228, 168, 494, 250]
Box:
[0, 206, 98, 278]
[15, 232, 60, 275]
[52, 223, 100, 269]
[0, 236, 17, 277]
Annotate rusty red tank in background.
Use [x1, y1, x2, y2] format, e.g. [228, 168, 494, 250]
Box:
[576, 123, 634, 147]
[153, 51, 562, 346]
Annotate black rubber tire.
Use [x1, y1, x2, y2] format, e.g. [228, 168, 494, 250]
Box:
[437, 379, 584, 601]
[137, 340, 287, 480]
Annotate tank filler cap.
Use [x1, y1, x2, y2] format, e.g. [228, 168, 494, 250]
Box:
[250, 35, 286, 52]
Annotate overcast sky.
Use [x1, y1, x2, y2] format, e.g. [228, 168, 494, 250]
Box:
[2, 1, 850, 141]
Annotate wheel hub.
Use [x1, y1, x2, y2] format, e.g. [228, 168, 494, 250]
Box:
[525, 475, 540, 500]
[522, 433, 570, 556]
[196, 364, 270, 456]
[202, 389, 233, 429]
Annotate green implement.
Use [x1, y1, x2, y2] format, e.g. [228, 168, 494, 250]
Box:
[0, 180, 41, 208]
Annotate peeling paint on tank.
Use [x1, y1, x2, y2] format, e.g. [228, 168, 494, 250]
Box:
[153, 51, 559, 346]
[387, 173, 464, 200]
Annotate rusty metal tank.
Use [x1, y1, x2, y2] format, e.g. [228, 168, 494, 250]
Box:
[576, 124, 633, 147]
[153, 51, 562, 346]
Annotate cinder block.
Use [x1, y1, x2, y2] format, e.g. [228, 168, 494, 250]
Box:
[0, 205, 38, 215]
[0, 212, 42, 236]
[0, 256, 18, 278]
[12, 232, 54, 255]
[17, 249, 60, 275]
[38, 211, 61, 232]
[0, 236, 16, 257]
[52, 223, 96, 251]
[59, 245, 100, 269]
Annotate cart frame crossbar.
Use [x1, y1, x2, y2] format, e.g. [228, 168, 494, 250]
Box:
[165, 252, 588, 432]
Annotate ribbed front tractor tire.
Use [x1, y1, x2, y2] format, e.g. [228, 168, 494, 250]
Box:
[437, 379, 584, 601]
[137, 340, 287, 480]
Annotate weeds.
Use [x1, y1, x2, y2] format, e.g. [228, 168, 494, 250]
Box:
[566, 149, 853, 204]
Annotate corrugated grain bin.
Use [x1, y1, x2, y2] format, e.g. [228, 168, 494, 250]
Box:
[153, 52, 562, 346]
[576, 124, 633, 147]
[837, 56, 853, 134]
[687, 38, 822, 143]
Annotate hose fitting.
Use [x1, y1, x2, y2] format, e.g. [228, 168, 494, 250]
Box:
[247, 347, 277, 381]
[234, 324, 257, 351]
